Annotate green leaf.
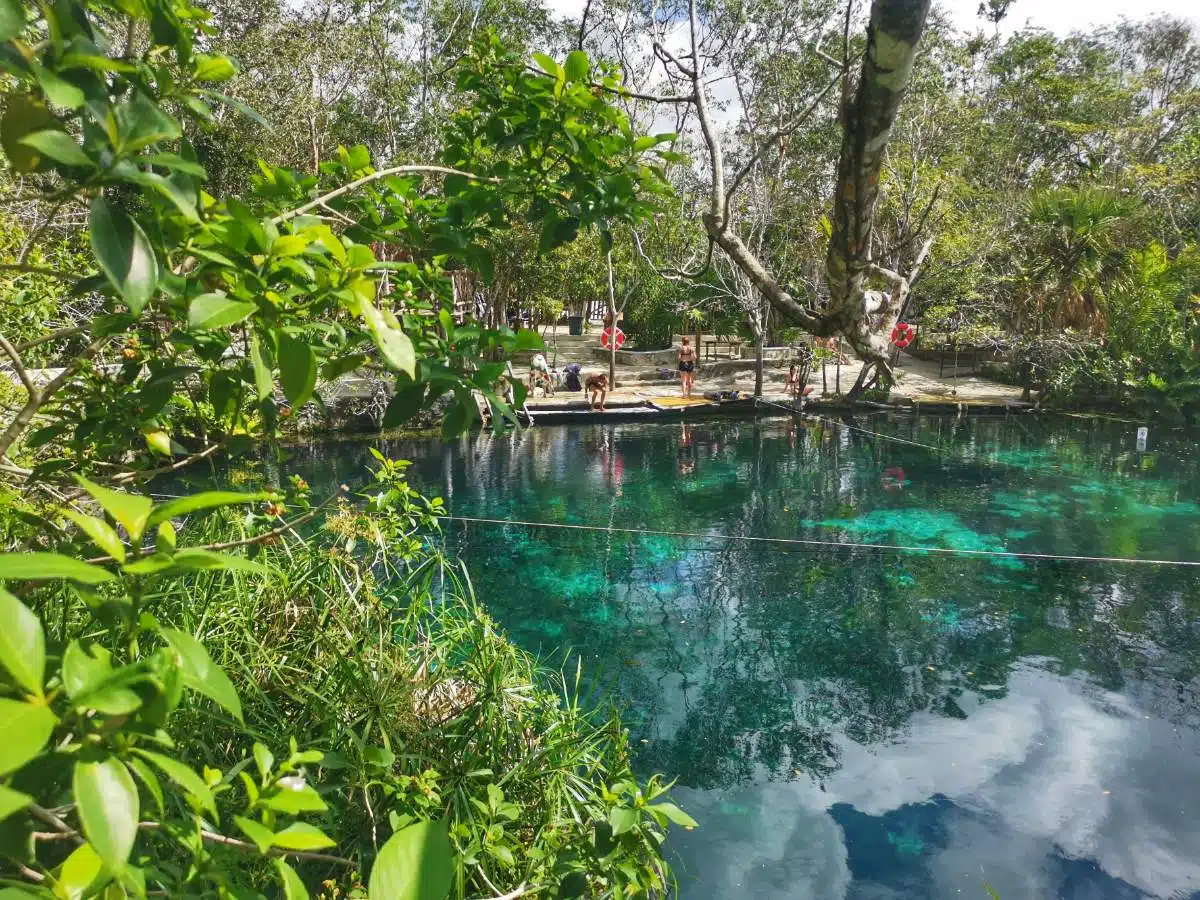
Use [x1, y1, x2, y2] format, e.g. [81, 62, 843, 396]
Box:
[30, 60, 86, 109]
[261, 783, 327, 815]
[0, 587, 45, 696]
[277, 332, 317, 408]
[124, 549, 269, 576]
[0, 784, 31, 822]
[368, 819, 452, 900]
[608, 805, 638, 836]
[271, 822, 335, 851]
[146, 152, 207, 178]
[646, 802, 697, 828]
[271, 234, 309, 257]
[0, 0, 25, 41]
[234, 816, 275, 853]
[73, 757, 139, 872]
[0, 698, 55, 774]
[128, 170, 198, 222]
[62, 641, 113, 697]
[133, 750, 217, 816]
[74, 477, 153, 543]
[356, 298, 415, 376]
[90, 197, 158, 316]
[0, 552, 116, 584]
[250, 333, 274, 401]
[148, 491, 269, 528]
[18, 130, 92, 167]
[533, 52, 563, 80]
[321, 353, 368, 381]
[126, 757, 164, 815]
[382, 384, 425, 428]
[154, 521, 176, 553]
[62, 510, 126, 562]
[165, 548, 270, 574]
[56, 841, 105, 898]
[276, 859, 309, 900]
[142, 429, 173, 456]
[160, 628, 243, 722]
[188, 293, 256, 331]
[1, 94, 56, 173]
[253, 742, 274, 780]
[564, 50, 590, 83]
[193, 53, 236, 83]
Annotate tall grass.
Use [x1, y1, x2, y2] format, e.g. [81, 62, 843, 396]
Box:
[111, 476, 679, 897]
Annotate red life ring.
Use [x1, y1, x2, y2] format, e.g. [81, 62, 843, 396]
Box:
[882, 467, 907, 491]
[890, 322, 915, 349]
[601, 327, 626, 350]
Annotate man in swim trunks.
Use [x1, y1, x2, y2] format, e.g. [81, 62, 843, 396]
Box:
[678, 336, 697, 398]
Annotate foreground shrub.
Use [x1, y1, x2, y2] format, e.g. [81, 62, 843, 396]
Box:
[0, 460, 691, 897]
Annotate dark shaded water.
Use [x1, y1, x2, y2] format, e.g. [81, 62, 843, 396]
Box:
[259, 415, 1200, 899]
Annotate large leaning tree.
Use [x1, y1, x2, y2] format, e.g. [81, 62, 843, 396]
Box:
[578, 0, 934, 393]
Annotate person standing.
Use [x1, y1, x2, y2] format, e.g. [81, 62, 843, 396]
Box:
[678, 337, 697, 398]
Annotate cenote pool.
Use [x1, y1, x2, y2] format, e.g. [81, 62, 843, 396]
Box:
[249, 414, 1200, 899]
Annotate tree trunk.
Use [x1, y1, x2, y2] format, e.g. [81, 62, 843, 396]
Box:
[606, 251, 617, 387]
[754, 329, 764, 397]
[824, 0, 933, 363]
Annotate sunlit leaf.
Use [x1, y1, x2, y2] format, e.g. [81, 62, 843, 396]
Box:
[0, 587, 45, 695]
[74, 476, 153, 543]
[148, 491, 269, 527]
[234, 815, 275, 853]
[0, 698, 55, 774]
[564, 50, 590, 83]
[368, 819, 452, 900]
[271, 822, 335, 851]
[73, 757, 138, 871]
[160, 628, 243, 721]
[56, 841, 105, 898]
[19, 129, 92, 167]
[62, 510, 126, 562]
[276, 859, 309, 900]
[133, 750, 217, 816]
[0, 552, 116, 584]
[188, 293, 257, 331]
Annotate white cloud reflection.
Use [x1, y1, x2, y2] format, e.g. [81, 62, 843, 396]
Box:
[666, 662, 1200, 898]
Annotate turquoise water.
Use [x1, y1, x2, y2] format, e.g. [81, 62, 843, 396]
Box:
[278, 415, 1200, 899]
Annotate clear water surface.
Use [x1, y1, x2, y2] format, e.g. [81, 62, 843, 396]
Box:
[247, 415, 1200, 899]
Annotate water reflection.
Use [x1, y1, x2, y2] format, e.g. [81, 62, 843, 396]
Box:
[273, 416, 1200, 899]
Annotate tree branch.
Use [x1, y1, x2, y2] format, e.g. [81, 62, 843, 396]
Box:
[0, 335, 107, 460]
[0, 334, 39, 399]
[270, 166, 501, 224]
[523, 63, 693, 104]
[108, 443, 223, 485]
[15, 326, 88, 354]
[631, 229, 714, 280]
[137, 821, 355, 866]
[724, 69, 843, 206]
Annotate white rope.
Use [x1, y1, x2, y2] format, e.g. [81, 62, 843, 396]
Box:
[444, 514, 1200, 568]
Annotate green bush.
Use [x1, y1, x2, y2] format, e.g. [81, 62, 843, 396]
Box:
[0, 459, 691, 897]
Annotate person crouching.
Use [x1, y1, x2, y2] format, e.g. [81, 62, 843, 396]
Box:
[584, 372, 608, 411]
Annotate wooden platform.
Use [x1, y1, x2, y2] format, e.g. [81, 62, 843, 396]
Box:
[520, 396, 764, 425]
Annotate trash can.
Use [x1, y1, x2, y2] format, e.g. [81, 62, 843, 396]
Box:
[567, 315, 584, 336]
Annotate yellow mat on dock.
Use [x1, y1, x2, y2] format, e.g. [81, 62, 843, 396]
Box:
[647, 396, 714, 409]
